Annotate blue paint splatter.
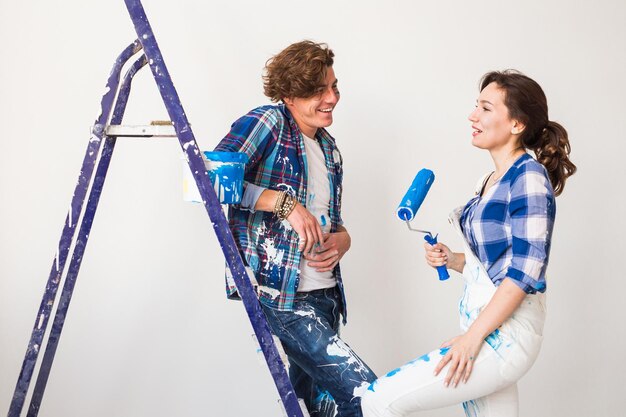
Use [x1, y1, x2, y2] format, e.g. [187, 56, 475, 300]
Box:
[462, 399, 481, 417]
[385, 367, 402, 378]
[407, 352, 431, 366]
[320, 214, 327, 227]
[312, 389, 336, 416]
[367, 381, 378, 392]
[439, 347, 450, 356]
[313, 389, 334, 403]
[485, 329, 502, 351]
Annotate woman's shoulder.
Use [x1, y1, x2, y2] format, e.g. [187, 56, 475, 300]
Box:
[509, 154, 548, 179]
[508, 154, 553, 195]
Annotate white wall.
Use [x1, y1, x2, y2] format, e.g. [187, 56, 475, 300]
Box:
[1, 1, 624, 416]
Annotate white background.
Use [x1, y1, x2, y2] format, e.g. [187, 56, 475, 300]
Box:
[1, 1, 624, 416]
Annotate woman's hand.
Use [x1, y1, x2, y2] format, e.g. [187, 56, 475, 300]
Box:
[424, 241, 465, 273]
[434, 279, 528, 387]
[286, 202, 324, 254]
[303, 230, 351, 272]
[434, 333, 484, 387]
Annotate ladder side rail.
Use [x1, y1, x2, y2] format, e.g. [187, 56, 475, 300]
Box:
[26, 55, 150, 417]
[123, 2, 304, 416]
[7, 41, 143, 417]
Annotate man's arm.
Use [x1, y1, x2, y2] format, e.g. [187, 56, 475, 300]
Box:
[254, 189, 324, 255]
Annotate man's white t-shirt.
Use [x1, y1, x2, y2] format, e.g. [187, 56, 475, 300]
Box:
[297, 134, 336, 291]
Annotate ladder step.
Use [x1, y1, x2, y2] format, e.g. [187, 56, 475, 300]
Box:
[104, 124, 176, 137]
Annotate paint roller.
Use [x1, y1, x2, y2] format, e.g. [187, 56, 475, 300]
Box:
[396, 168, 450, 281]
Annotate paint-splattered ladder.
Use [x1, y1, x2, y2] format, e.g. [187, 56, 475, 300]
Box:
[6, 1, 304, 416]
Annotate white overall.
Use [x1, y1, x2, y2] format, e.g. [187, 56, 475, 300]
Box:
[361, 206, 546, 417]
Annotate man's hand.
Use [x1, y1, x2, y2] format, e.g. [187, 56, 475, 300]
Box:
[286, 202, 324, 254]
[303, 230, 351, 272]
[255, 190, 324, 254]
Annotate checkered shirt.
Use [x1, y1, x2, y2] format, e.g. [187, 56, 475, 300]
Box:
[460, 153, 556, 293]
[214, 104, 347, 316]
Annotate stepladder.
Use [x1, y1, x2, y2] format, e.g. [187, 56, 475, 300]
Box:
[5, 1, 309, 416]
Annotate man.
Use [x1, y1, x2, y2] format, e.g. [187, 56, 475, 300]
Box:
[214, 41, 376, 417]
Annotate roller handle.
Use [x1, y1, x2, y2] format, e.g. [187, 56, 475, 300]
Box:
[424, 233, 450, 281]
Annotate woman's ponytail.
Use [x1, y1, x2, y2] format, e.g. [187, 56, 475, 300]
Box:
[534, 121, 576, 196]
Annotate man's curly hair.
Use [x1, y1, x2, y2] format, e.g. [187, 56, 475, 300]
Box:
[263, 40, 334, 102]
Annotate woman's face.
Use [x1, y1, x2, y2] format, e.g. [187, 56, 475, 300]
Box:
[468, 82, 519, 151]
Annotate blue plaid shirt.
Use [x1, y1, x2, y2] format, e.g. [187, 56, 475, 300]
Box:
[214, 104, 347, 317]
[460, 153, 555, 294]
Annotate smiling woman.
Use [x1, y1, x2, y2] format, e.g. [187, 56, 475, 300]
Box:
[360, 70, 576, 417]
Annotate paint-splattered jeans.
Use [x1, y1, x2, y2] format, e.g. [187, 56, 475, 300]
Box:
[262, 286, 377, 417]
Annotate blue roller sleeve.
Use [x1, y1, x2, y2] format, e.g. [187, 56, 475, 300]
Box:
[423, 233, 450, 281]
[396, 169, 435, 221]
[397, 168, 449, 281]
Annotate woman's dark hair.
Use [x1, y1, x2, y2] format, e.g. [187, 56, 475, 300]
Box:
[263, 40, 334, 102]
[480, 70, 576, 195]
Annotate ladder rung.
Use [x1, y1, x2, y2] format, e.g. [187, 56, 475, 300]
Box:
[104, 124, 177, 137]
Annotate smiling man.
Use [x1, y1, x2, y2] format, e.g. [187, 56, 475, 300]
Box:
[214, 41, 376, 417]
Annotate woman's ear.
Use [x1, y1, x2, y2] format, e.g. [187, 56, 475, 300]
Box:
[511, 120, 526, 135]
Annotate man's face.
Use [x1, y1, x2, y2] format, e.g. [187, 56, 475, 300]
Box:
[285, 66, 339, 138]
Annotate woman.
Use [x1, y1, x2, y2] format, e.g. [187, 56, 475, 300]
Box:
[361, 70, 576, 417]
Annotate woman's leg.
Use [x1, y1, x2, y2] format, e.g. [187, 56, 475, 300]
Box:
[462, 383, 518, 417]
[361, 342, 517, 417]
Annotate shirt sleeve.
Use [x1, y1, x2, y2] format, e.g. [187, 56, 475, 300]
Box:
[213, 108, 278, 172]
[213, 108, 278, 211]
[505, 168, 555, 294]
[239, 182, 266, 212]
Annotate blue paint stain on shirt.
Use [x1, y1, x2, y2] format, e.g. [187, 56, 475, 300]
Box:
[320, 215, 327, 227]
[439, 347, 450, 356]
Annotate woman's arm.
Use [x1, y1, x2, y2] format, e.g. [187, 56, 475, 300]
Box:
[465, 278, 526, 341]
[433, 278, 526, 387]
